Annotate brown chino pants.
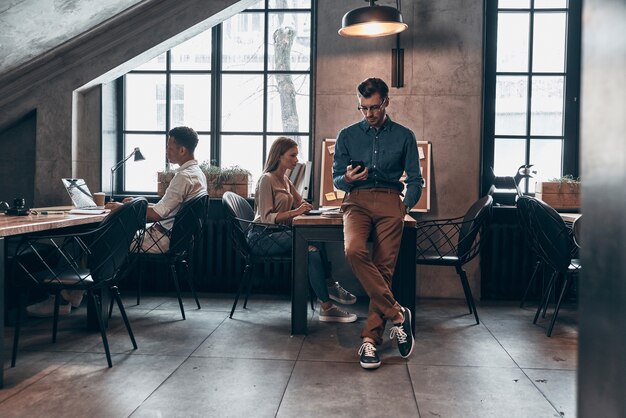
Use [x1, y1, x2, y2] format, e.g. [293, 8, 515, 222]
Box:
[342, 188, 406, 344]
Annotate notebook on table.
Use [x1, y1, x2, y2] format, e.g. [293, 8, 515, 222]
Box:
[61, 178, 107, 214]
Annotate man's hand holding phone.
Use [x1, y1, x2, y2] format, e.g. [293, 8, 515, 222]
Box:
[345, 160, 368, 183]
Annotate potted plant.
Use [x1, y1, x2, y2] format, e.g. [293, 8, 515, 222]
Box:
[535, 175, 581, 210]
[157, 162, 251, 198]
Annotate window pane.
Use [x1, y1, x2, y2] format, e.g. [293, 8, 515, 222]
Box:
[530, 139, 563, 191]
[134, 53, 166, 71]
[124, 134, 166, 192]
[496, 12, 530, 72]
[494, 138, 526, 177]
[532, 12, 567, 72]
[222, 12, 265, 71]
[221, 135, 263, 191]
[267, 74, 309, 132]
[268, 12, 311, 71]
[534, 0, 567, 9]
[498, 0, 530, 8]
[221, 74, 264, 131]
[495, 76, 528, 136]
[267, 135, 309, 163]
[530, 76, 564, 136]
[247, 0, 264, 9]
[171, 30, 211, 70]
[170, 74, 211, 131]
[195, 134, 211, 166]
[269, 0, 311, 8]
[125, 74, 166, 131]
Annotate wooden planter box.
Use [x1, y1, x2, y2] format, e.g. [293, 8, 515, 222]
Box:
[157, 172, 248, 198]
[535, 181, 581, 210]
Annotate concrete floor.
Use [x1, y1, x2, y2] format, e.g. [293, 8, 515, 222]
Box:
[1, 295, 577, 418]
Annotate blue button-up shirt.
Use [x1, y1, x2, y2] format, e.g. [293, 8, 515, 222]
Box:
[333, 116, 423, 209]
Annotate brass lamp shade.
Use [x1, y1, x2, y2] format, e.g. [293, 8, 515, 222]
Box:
[338, 3, 407, 38]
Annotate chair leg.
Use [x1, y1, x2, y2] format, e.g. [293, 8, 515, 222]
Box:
[457, 266, 479, 324]
[520, 260, 541, 308]
[182, 260, 201, 310]
[90, 290, 113, 368]
[108, 292, 115, 320]
[230, 264, 252, 318]
[547, 276, 571, 337]
[170, 263, 186, 320]
[542, 274, 558, 319]
[111, 286, 138, 349]
[52, 291, 61, 343]
[11, 291, 27, 367]
[243, 269, 255, 309]
[136, 258, 143, 306]
[534, 271, 557, 324]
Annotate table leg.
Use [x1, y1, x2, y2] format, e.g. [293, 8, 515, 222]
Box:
[1, 237, 6, 388]
[392, 225, 416, 333]
[292, 228, 309, 334]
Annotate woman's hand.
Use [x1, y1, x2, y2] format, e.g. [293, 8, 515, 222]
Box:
[293, 201, 313, 216]
[104, 201, 123, 212]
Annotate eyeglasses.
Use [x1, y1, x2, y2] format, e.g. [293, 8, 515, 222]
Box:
[357, 99, 386, 113]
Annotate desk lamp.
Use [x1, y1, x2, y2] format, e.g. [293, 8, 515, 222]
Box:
[110, 147, 145, 202]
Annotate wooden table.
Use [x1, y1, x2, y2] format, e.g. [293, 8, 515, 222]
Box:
[0, 209, 107, 388]
[291, 214, 417, 335]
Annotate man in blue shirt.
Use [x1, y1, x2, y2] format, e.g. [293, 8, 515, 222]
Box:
[333, 77, 422, 369]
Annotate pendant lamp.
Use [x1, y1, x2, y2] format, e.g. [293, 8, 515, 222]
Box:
[338, 0, 407, 38]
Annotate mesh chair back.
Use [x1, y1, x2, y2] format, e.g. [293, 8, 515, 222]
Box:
[457, 195, 493, 262]
[90, 198, 148, 283]
[526, 197, 572, 272]
[169, 193, 209, 256]
[516, 195, 537, 249]
[222, 191, 254, 257]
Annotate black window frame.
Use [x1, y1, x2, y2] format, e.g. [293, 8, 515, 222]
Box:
[481, 0, 582, 196]
[115, 0, 316, 196]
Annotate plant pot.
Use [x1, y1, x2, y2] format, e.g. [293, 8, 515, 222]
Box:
[535, 181, 581, 210]
[157, 172, 249, 198]
[207, 173, 249, 198]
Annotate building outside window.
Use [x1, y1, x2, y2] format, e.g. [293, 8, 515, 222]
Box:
[482, 0, 581, 194]
[120, 0, 313, 194]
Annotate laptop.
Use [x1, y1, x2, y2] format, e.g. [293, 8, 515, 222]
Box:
[61, 178, 105, 212]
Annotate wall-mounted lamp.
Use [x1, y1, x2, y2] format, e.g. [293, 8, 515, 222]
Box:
[339, 0, 407, 88]
[110, 147, 145, 202]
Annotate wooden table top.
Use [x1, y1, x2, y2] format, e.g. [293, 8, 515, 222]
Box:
[293, 214, 417, 227]
[0, 208, 108, 237]
[559, 212, 582, 223]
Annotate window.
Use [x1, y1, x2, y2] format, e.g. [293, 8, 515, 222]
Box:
[482, 0, 581, 194]
[119, 0, 313, 194]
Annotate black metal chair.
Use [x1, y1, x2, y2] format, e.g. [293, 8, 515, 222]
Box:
[525, 197, 581, 336]
[516, 195, 545, 308]
[135, 192, 209, 320]
[222, 191, 293, 318]
[414, 195, 493, 324]
[11, 197, 148, 368]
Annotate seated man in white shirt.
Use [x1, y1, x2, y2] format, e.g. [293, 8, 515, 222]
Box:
[106, 126, 208, 254]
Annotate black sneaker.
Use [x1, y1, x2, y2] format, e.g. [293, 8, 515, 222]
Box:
[389, 307, 414, 358]
[358, 342, 381, 369]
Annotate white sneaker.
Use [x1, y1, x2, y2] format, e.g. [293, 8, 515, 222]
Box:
[26, 295, 71, 318]
[61, 289, 85, 308]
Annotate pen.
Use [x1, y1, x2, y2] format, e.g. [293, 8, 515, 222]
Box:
[40, 211, 66, 215]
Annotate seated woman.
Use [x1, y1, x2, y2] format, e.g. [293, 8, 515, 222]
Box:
[248, 137, 357, 322]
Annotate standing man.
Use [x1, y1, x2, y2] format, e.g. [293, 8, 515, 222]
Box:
[333, 78, 422, 369]
[106, 126, 207, 253]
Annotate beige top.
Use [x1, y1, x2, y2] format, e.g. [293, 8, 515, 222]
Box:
[152, 159, 207, 230]
[253, 172, 303, 225]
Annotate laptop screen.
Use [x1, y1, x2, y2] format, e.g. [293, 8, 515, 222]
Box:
[62, 178, 97, 209]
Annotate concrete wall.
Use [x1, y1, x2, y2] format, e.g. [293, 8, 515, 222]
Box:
[315, 0, 484, 298]
[0, 0, 254, 206]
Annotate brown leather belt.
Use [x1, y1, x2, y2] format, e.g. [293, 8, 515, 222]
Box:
[350, 188, 401, 195]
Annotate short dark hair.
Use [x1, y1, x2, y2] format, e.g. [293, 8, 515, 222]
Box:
[357, 77, 389, 100]
[168, 126, 198, 153]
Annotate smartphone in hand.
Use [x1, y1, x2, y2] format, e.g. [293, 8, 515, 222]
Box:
[350, 160, 365, 174]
